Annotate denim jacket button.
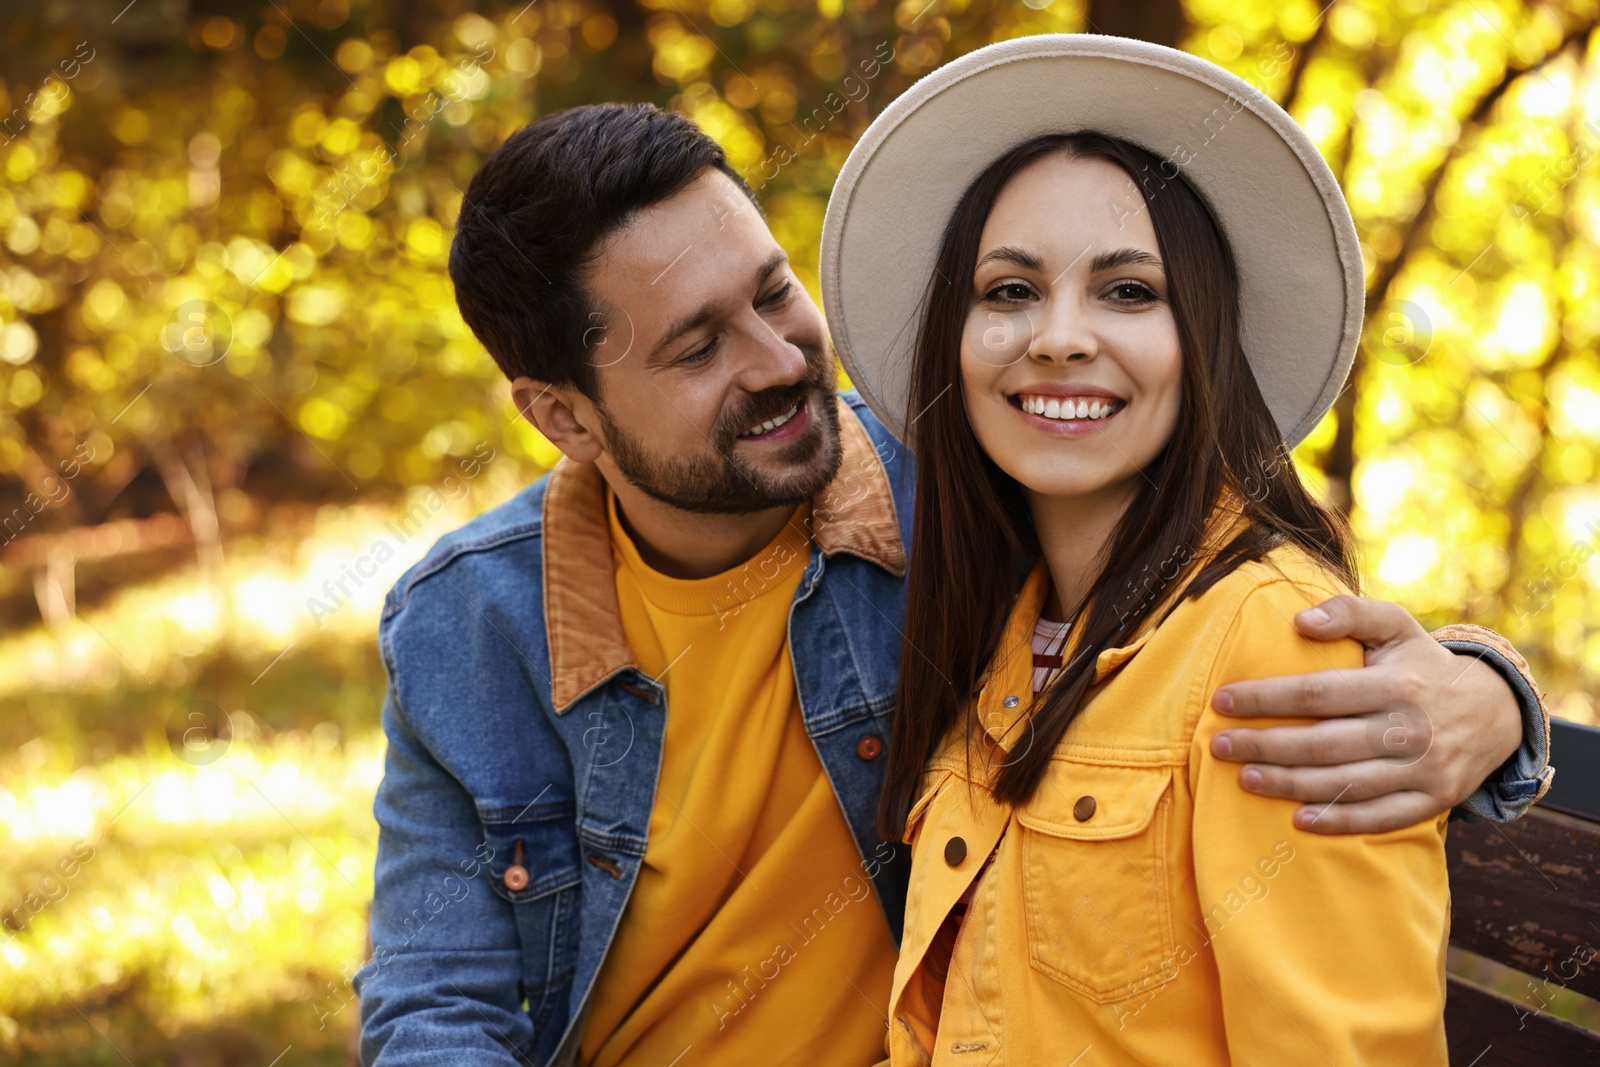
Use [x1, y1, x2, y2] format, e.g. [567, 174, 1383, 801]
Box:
[503, 864, 530, 891]
[856, 734, 884, 761]
[619, 680, 659, 704]
[944, 836, 967, 866]
[1073, 795, 1097, 822]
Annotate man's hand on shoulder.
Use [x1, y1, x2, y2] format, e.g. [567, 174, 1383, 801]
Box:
[1206, 594, 1523, 834]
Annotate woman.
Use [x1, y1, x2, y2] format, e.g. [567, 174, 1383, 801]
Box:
[822, 37, 1449, 1065]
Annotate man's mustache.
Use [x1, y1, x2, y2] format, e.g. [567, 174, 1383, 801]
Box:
[716, 361, 832, 446]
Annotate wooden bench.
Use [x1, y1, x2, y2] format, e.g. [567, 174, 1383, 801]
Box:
[1445, 717, 1600, 1065]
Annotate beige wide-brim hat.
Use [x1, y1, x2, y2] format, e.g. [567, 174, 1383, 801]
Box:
[819, 33, 1362, 449]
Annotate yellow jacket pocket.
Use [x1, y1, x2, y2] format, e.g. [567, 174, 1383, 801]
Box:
[1015, 759, 1178, 1003]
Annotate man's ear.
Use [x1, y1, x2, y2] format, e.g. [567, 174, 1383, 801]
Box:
[510, 376, 604, 464]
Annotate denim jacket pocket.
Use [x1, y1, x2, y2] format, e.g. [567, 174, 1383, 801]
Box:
[1015, 760, 1178, 1004]
[480, 811, 581, 905]
[478, 806, 582, 1035]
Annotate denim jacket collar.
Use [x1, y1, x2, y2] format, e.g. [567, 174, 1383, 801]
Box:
[542, 394, 907, 713]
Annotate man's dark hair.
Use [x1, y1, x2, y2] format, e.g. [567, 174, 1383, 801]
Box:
[449, 102, 757, 398]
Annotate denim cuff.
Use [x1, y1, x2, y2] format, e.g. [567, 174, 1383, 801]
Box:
[1440, 639, 1555, 823]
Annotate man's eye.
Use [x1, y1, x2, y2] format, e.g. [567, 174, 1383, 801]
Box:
[680, 337, 718, 365]
[760, 281, 793, 308]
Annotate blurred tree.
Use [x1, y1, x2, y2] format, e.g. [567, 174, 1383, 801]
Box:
[5, 2, 1600, 1062]
[0, 0, 1596, 708]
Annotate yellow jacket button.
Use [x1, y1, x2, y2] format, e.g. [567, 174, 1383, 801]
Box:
[944, 836, 967, 866]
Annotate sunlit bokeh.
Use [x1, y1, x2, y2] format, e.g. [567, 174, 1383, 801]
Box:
[3, 0, 1597, 1061]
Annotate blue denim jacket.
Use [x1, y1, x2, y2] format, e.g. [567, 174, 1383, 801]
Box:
[355, 392, 1551, 1066]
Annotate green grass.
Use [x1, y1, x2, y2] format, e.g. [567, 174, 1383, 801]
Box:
[1, 702, 381, 1065]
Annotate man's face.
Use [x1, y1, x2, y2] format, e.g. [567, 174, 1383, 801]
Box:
[577, 169, 841, 514]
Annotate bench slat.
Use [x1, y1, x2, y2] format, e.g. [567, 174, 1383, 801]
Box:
[1445, 977, 1600, 1065]
[1541, 720, 1600, 822]
[1446, 810, 1600, 1002]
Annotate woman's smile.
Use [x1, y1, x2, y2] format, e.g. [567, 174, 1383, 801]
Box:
[1007, 384, 1126, 437]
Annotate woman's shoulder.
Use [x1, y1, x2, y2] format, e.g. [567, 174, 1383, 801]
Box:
[1190, 541, 1355, 620]
[1158, 541, 1363, 697]
[1091, 543, 1365, 753]
[1129, 541, 1358, 685]
[1055, 543, 1359, 753]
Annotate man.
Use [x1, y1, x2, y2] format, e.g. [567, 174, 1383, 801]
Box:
[354, 103, 1550, 1066]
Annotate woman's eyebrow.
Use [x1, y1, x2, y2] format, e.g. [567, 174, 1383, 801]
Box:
[976, 244, 1165, 278]
[1089, 247, 1164, 274]
[975, 245, 1044, 272]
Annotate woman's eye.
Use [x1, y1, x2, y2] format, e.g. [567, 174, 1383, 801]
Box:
[982, 282, 1034, 303]
[1109, 281, 1158, 303]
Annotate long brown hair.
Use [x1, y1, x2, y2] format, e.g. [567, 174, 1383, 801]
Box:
[879, 132, 1358, 836]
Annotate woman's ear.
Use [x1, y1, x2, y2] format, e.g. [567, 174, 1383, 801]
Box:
[510, 376, 604, 464]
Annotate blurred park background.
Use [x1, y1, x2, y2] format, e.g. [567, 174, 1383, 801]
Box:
[2, 0, 1599, 1062]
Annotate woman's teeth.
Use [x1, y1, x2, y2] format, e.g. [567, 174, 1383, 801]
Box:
[1019, 395, 1120, 421]
[738, 400, 802, 438]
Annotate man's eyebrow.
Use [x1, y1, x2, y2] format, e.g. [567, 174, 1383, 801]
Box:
[754, 250, 787, 287]
[648, 250, 790, 360]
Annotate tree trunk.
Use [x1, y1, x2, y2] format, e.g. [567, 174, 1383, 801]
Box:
[1084, 0, 1187, 48]
[32, 542, 75, 630]
[153, 442, 225, 579]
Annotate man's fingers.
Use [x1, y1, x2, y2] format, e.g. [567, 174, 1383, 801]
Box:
[1293, 593, 1428, 651]
[1211, 718, 1377, 766]
[1234, 758, 1412, 804]
[1214, 664, 1421, 720]
[1290, 791, 1442, 835]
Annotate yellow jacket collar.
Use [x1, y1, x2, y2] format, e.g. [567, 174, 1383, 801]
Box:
[976, 490, 1254, 750]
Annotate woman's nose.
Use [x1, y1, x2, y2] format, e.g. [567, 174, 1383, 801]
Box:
[1030, 298, 1098, 364]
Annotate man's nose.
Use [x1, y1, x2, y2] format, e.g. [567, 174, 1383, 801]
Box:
[735, 312, 810, 390]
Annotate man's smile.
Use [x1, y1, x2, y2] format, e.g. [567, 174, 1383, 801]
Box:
[736, 396, 810, 441]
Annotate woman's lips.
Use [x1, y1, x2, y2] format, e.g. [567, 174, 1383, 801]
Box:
[1008, 392, 1125, 437]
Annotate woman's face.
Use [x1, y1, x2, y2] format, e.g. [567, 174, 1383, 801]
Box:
[960, 153, 1182, 507]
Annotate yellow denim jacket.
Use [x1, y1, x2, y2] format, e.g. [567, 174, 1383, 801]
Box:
[886, 531, 1450, 1066]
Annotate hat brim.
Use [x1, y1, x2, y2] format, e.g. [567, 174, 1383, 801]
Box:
[819, 33, 1362, 449]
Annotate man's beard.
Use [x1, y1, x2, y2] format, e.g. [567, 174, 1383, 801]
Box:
[597, 370, 843, 516]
